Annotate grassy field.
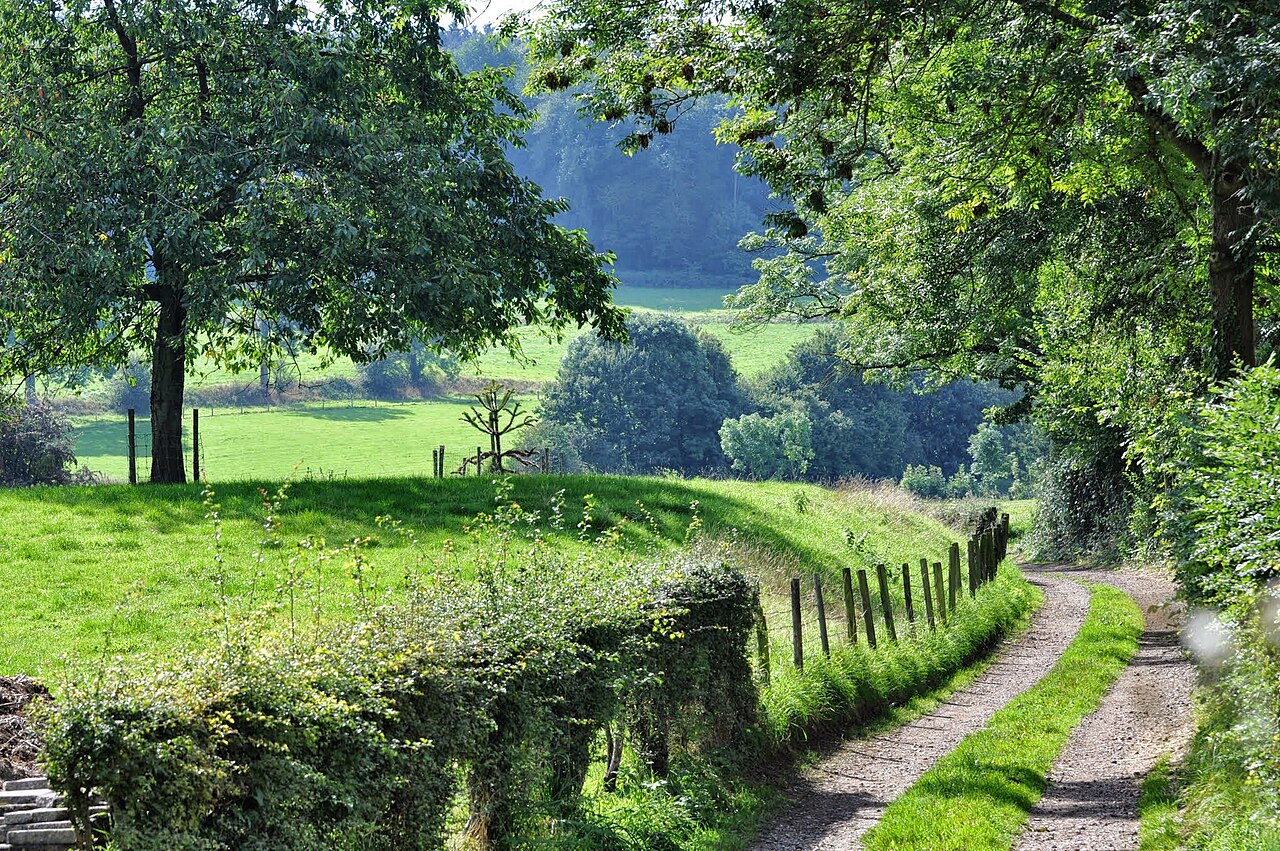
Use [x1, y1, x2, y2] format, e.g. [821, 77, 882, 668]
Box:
[72, 399, 484, 482]
[59, 286, 820, 401]
[0, 475, 966, 678]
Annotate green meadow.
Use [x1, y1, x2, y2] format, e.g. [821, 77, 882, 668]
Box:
[68, 287, 821, 481]
[0, 475, 960, 678]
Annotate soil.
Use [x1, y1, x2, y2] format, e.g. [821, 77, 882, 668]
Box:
[748, 564, 1196, 851]
[0, 675, 49, 781]
[748, 571, 1091, 850]
[1015, 565, 1197, 850]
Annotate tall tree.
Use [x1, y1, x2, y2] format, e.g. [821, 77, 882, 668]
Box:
[0, 0, 624, 483]
[523, 0, 1279, 381]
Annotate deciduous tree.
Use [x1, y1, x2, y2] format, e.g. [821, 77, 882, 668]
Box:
[0, 0, 624, 482]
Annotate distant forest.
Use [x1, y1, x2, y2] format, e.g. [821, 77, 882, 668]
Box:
[446, 28, 773, 288]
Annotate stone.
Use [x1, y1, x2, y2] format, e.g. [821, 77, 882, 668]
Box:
[0, 781, 47, 794]
[5, 826, 76, 846]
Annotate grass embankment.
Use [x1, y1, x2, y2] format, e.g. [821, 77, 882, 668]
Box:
[1139, 700, 1280, 851]
[862, 583, 1143, 851]
[762, 566, 1039, 744]
[0, 476, 954, 677]
[2, 474, 1038, 850]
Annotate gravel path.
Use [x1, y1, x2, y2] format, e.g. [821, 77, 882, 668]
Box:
[1015, 565, 1197, 851]
[748, 572, 1091, 851]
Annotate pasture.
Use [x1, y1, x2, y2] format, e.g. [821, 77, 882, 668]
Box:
[0, 475, 958, 677]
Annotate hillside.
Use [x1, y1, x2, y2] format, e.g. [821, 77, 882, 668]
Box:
[0, 475, 963, 677]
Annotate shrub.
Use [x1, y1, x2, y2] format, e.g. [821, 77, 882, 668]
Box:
[900, 464, 945, 498]
[1127, 363, 1280, 845]
[0, 402, 78, 486]
[1030, 445, 1131, 562]
[102, 355, 152, 414]
[41, 488, 759, 850]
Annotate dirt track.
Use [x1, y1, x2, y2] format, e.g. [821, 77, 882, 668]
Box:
[1015, 566, 1196, 850]
[748, 565, 1196, 851]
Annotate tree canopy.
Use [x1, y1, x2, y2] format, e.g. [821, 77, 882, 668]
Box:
[524, 0, 1279, 386]
[534, 312, 747, 474]
[0, 0, 624, 482]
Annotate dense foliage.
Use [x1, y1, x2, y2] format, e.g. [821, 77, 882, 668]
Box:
[719, 409, 814, 480]
[0, 1, 623, 483]
[1128, 363, 1280, 845]
[43, 489, 759, 850]
[521, 0, 1278, 550]
[748, 327, 1035, 486]
[0, 402, 77, 486]
[531, 313, 747, 474]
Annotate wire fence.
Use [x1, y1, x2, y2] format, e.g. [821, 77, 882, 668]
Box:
[753, 512, 1010, 682]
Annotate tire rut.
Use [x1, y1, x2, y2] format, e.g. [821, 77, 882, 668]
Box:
[748, 573, 1091, 851]
[1014, 566, 1196, 851]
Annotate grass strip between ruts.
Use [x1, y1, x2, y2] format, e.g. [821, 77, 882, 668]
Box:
[862, 582, 1143, 851]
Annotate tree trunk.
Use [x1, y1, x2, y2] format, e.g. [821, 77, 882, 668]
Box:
[259, 317, 271, 401]
[1209, 162, 1257, 379]
[23, 374, 36, 406]
[150, 287, 188, 484]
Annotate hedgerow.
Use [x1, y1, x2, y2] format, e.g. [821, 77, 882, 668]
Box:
[1130, 363, 1280, 847]
[41, 486, 759, 850]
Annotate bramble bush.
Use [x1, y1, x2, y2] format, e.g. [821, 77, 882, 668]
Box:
[0, 402, 79, 486]
[41, 483, 759, 850]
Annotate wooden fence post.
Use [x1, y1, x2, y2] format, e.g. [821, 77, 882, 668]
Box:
[857, 569, 877, 648]
[814, 574, 830, 658]
[543, 447, 551, 473]
[920, 561, 936, 629]
[1000, 512, 1010, 560]
[948, 542, 961, 612]
[432, 449, 439, 479]
[791, 577, 804, 669]
[127, 409, 137, 485]
[438, 444, 446, 477]
[755, 603, 771, 686]
[875, 563, 897, 642]
[476, 446, 483, 476]
[191, 408, 200, 482]
[933, 562, 947, 626]
[985, 528, 997, 580]
[842, 567, 858, 644]
[967, 537, 978, 594]
[901, 564, 915, 632]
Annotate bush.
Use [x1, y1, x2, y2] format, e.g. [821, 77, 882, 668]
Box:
[358, 342, 459, 400]
[719, 409, 814, 480]
[0, 402, 77, 486]
[900, 464, 946, 498]
[102, 355, 152, 414]
[41, 489, 759, 850]
[1127, 363, 1280, 845]
[1030, 445, 1131, 562]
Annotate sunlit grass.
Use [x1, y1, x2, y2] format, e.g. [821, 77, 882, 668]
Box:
[0, 475, 960, 679]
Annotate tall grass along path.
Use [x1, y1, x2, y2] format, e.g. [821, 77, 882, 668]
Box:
[747, 565, 1194, 850]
